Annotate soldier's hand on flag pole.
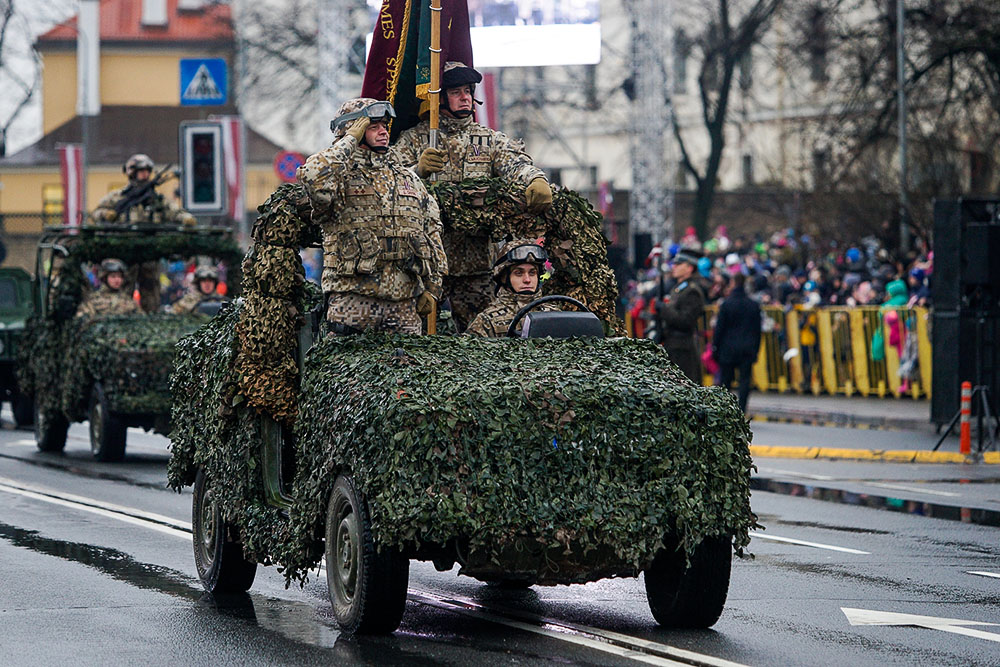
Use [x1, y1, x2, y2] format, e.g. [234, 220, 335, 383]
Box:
[346, 116, 371, 142]
[525, 177, 553, 213]
[417, 147, 448, 178]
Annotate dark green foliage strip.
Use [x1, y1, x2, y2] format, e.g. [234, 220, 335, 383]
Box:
[428, 178, 624, 334]
[278, 334, 756, 583]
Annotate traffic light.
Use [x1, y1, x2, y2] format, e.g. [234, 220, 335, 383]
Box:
[179, 121, 226, 215]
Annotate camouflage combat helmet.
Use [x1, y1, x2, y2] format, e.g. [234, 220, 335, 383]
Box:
[491, 239, 549, 294]
[99, 258, 128, 284]
[193, 265, 219, 282]
[123, 154, 154, 179]
[330, 97, 394, 140]
[441, 62, 482, 117]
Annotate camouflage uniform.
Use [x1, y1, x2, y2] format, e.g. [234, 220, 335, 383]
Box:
[297, 99, 447, 335]
[76, 285, 141, 318]
[465, 289, 557, 338]
[393, 107, 546, 332]
[170, 288, 221, 314]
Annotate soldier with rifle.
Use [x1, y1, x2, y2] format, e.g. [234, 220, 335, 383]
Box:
[88, 154, 196, 227]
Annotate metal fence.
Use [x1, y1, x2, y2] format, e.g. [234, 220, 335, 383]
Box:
[627, 305, 933, 398]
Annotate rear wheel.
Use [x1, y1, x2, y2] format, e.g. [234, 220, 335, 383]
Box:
[35, 402, 68, 453]
[644, 536, 732, 628]
[192, 469, 257, 594]
[89, 383, 127, 462]
[12, 392, 34, 429]
[326, 474, 409, 634]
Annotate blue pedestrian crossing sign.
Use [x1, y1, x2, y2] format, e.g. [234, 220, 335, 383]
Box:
[180, 58, 227, 106]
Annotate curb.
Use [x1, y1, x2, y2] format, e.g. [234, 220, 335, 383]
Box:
[750, 445, 1000, 465]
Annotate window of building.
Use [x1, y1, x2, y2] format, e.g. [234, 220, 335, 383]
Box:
[742, 153, 754, 187]
[812, 149, 829, 190]
[674, 28, 690, 94]
[739, 49, 753, 91]
[802, 5, 829, 83]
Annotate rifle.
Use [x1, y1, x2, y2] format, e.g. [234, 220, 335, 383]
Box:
[113, 163, 177, 218]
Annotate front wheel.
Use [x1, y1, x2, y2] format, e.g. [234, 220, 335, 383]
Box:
[35, 402, 68, 453]
[644, 536, 732, 628]
[326, 474, 409, 634]
[192, 469, 257, 594]
[89, 383, 127, 462]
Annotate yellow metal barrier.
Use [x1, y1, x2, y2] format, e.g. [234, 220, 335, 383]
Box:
[637, 304, 933, 397]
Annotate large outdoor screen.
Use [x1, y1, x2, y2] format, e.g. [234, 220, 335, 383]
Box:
[366, 0, 601, 67]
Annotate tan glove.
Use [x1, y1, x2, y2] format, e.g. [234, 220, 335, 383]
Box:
[346, 116, 371, 142]
[524, 177, 553, 214]
[416, 147, 448, 178]
[416, 291, 437, 316]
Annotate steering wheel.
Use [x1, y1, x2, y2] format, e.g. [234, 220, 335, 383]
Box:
[506, 295, 592, 338]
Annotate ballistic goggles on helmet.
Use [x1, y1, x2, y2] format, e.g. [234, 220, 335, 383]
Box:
[330, 101, 397, 133]
[494, 244, 548, 267]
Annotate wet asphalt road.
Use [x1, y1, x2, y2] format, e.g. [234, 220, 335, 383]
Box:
[1, 417, 998, 666]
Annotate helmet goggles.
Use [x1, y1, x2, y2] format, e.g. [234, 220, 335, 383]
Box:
[494, 244, 548, 267]
[330, 101, 397, 133]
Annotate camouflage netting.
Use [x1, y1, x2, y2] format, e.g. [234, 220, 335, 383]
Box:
[428, 177, 625, 334]
[18, 229, 242, 421]
[234, 184, 321, 422]
[169, 321, 758, 585]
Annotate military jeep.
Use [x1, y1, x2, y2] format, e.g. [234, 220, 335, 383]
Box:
[19, 225, 241, 462]
[0, 266, 35, 427]
[167, 183, 757, 635]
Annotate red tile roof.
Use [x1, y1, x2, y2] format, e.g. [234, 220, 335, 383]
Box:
[39, 0, 232, 45]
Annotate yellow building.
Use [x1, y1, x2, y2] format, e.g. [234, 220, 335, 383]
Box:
[0, 0, 287, 270]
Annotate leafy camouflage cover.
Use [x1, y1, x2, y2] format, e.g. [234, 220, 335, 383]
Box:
[169, 309, 757, 585]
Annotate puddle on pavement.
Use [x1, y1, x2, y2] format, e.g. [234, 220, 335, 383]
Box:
[751, 478, 1000, 528]
[0, 521, 346, 649]
[0, 451, 169, 491]
[764, 519, 893, 535]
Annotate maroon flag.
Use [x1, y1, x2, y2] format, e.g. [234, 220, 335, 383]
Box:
[362, 0, 474, 139]
[58, 143, 84, 227]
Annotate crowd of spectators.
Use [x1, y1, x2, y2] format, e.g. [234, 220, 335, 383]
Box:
[622, 225, 934, 316]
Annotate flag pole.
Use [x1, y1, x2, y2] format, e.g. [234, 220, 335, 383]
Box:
[428, 0, 442, 150]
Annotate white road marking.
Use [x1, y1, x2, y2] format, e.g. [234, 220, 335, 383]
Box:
[842, 607, 1000, 643]
[11, 439, 38, 447]
[866, 482, 960, 498]
[0, 477, 191, 536]
[749, 531, 870, 554]
[967, 571, 1000, 579]
[1, 477, 742, 666]
[756, 467, 835, 481]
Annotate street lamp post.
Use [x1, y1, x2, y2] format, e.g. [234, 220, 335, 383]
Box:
[897, 0, 910, 254]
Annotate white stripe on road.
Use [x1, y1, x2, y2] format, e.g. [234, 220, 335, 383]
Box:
[967, 571, 1000, 579]
[1, 477, 743, 666]
[0, 477, 192, 536]
[750, 531, 870, 555]
[756, 467, 835, 481]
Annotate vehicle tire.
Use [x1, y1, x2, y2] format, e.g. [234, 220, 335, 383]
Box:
[12, 392, 34, 429]
[35, 402, 68, 453]
[192, 469, 257, 594]
[326, 474, 409, 634]
[644, 536, 732, 628]
[89, 383, 127, 462]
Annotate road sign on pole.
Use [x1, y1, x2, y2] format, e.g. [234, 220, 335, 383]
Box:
[180, 58, 228, 106]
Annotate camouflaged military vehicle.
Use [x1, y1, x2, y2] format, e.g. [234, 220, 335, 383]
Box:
[168, 182, 758, 635]
[0, 266, 35, 427]
[19, 225, 241, 462]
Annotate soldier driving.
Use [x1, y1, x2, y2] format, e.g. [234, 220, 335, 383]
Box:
[466, 239, 558, 338]
[76, 258, 141, 318]
[392, 62, 553, 332]
[88, 154, 196, 227]
[297, 98, 447, 334]
[170, 265, 222, 314]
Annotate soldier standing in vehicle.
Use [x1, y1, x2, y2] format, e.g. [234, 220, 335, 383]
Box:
[392, 62, 553, 332]
[466, 239, 557, 337]
[76, 259, 141, 318]
[88, 154, 196, 227]
[170, 265, 223, 314]
[656, 248, 706, 383]
[297, 98, 447, 334]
